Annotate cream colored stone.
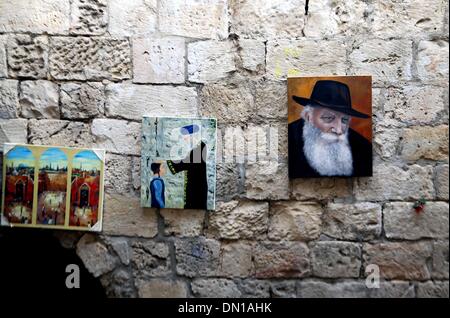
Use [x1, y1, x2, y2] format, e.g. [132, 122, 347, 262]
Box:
[400, 125, 449, 161]
[109, 0, 157, 37]
[161, 209, 205, 237]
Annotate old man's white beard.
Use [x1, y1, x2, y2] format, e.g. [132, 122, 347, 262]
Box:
[302, 121, 354, 176]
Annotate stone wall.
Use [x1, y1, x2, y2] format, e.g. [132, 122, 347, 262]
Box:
[0, 0, 448, 298]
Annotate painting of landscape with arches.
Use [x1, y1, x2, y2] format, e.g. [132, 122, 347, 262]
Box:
[1, 144, 105, 232]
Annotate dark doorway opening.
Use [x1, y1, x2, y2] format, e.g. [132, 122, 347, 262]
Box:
[80, 185, 89, 208]
[15, 180, 24, 202]
[0, 228, 106, 298]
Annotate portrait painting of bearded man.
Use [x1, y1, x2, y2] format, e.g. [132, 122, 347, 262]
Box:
[288, 76, 373, 178]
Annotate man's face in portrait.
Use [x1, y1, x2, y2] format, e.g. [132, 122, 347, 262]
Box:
[304, 106, 351, 138]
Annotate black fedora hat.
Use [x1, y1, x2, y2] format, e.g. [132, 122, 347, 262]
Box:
[293, 80, 370, 119]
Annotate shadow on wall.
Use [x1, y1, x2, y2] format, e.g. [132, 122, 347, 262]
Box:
[0, 228, 105, 298]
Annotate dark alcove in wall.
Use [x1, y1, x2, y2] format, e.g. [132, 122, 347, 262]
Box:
[0, 228, 106, 298]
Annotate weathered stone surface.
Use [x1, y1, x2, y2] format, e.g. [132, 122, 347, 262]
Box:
[435, 164, 449, 200]
[267, 39, 347, 80]
[60, 82, 104, 119]
[199, 83, 254, 124]
[349, 39, 413, 83]
[19, 80, 59, 119]
[101, 269, 136, 298]
[7, 35, 48, 79]
[0, 119, 28, 145]
[253, 242, 310, 278]
[216, 163, 243, 200]
[323, 203, 382, 241]
[0, 0, 70, 34]
[417, 281, 449, 298]
[219, 242, 254, 277]
[131, 241, 171, 278]
[298, 280, 415, 298]
[363, 242, 432, 280]
[208, 201, 269, 240]
[159, 0, 229, 40]
[0, 35, 6, 78]
[53, 231, 83, 249]
[105, 84, 198, 121]
[136, 279, 188, 298]
[49, 37, 131, 81]
[76, 235, 116, 277]
[245, 161, 290, 200]
[131, 156, 141, 191]
[268, 202, 323, 241]
[70, 0, 107, 35]
[254, 80, 288, 120]
[109, 0, 157, 37]
[292, 178, 352, 201]
[400, 125, 449, 161]
[372, 0, 446, 37]
[417, 40, 449, 82]
[133, 37, 185, 84]
[91, 119, 141, 155]
[270, 281, 297, 298]
[384, 202, 449, 240]
[432, 241, 449, 279]
[303, 0, 369, 37]
[239, 40, 266, 72]
[231, 0, 305, 40]
[29, 119, 94, 147]
[373, 128, 401, 159]
[188, 40, 236, 84]
[191, 279, 241, 298]
[311, 242, 361, 278]
[238, 280, 270, 298]
[103, 193, 158, 238]
[161, 209, 205, 237]
[108, 238, 131, 266]
[175, 238, 221, 277]
[0, 79, 19, 119]
[105, 155, 133, 194]
[354, 164, 434, 201]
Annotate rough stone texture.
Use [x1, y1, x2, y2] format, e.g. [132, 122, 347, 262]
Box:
[417, 40, 449, 82]
[188, 40, 237, 84]
[7, 35, 48, 79]
[175, 238, 221, 277]
[354, 164, 435, 201]
[432, 241, 449, 279]
[159, 0, 229, 40]
[19, 80, 59, 119]
[108, 238, 131, 265]
[208, 200, 269, 240]
[105, 84, 198, 121]
[231, 0, 305, 40]
[133, 37, 185, 84]
[416, 281, 449, 298]
[253, 242, 310, 278]
[400, 125, 449, 161]
[105, 154, 133, 194]
[70, 0, 107, 35]
[238, 280, 270, 298]
[49, 37, 131, 81]
[245, 161, 290, 200]
[161, 209, 205, 237]
[136, 279, 188, 298]
[363, 242, 433, 281]
[91, 119, 141, 155]
[0, 119, 27, 145]
[0, 79, 19, 119]
[191, 279, 241, 298]
[267, 39, 347, 80]
[131, 241, 171, 278]
[349, 39, 413, 83]
[0, 0, 70, 34]
[239, 40, 266, 72]
[323, 203, 382, 241]
[0, 35, 6, 78]
[29, 119, 94, 148]
[109, 0, 157, 37]
[435, 164, 449, 200]
[268, 202, 323, 241]
[254, 80, 288, 120]
[292, 178, 352, 201]
[76, 235, 117, 278]
[60, 82, 105, 119]
[103, 193, 158, 238]
[101, 269, 136, 298]
[216, 163, 243, 200]
[384, 202, 449, 240]
[219, 242, 254, 277]
[311, 242, 361, 278]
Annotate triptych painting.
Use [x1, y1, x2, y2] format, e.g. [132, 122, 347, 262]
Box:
[1, 144, 105, 232]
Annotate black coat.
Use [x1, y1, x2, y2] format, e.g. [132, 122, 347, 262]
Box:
[288, 119, 373, 178]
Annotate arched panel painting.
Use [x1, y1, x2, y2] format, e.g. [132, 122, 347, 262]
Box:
[70, 150, 101, 229]
[3, 146, 35, 224]
[37, 148, 68, 225]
